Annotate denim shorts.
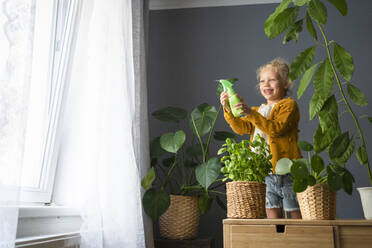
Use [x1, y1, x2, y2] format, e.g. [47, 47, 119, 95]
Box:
[265, 174, 300, 212]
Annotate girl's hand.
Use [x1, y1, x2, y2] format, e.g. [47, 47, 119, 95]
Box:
[235, 94, 251, 115]
[220, 91, 230, 111]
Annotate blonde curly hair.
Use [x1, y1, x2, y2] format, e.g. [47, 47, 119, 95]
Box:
[256, 57, 292, 96]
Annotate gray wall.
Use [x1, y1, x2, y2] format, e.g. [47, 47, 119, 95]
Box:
[148, 1, 372, 247]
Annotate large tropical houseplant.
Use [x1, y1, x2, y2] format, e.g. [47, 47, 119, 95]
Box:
[264, 0, 372, 218]
[141, 85, 236, 238]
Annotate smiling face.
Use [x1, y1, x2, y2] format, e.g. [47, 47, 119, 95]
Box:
[259, 65, 289, 105]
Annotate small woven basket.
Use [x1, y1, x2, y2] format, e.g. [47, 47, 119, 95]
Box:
[159, 195, 200, 239]
[226, 181, 266, 219]
[297, 183, 336, 220]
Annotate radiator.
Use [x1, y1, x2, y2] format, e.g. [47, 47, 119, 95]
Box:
[16, 233, 80, 248]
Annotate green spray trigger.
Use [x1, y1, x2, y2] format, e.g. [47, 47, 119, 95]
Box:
[217, 78, 242, 117]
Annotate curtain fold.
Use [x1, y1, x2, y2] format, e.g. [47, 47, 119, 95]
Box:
[53, 0, 151, 247]
[0, 0, 35, 247]
[131, 0, 153, 247]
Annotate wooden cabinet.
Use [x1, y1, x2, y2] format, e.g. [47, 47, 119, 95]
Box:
[154, 238, 214, 248]
[223, 219, 372, 248]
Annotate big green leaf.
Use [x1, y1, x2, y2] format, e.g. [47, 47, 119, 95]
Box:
[282, 19, 303, 44]
[327, 166, 343, 192]
[305, 12, 318, 41]
[356, 146, 368, 165]
[142, 189, 170, 220]
[190, 103, 218, 137]
[318, 95, 340, 133]
[342, 170, 354, 195]
[264, 0, 292, 38]
[314, 59, 334, 99]
[333, 42, 354, 81]
[311, 154, 324, 174]
[307, 175, 316, 186]
[346, 83, 367, 106]
[150, 136, 167, 158]
[266, 7, 300, 39]
[199, 193, 213, 214]
[313, 124, 340, 153]
[309, 93, 326, 120]
[213, 131, 236, 141]
[297, 63, 319, 99]
[152, 107, 187, 123]
[290, 46, 316, 81]
[333, 139, 355, 165]
[291, 158, 309, 180]
[326, 0, 347, 16]
[160, 130, 186, 153]
[328, 132, 350, 159]
[294, 0, 309, 6]
[308, 0, 327, 25]
[313, 125, 327, 153]
[141, 167, 156, 190]
[293, 178, 308, 192]
[298, 140, 313, 151]
[276, 158, 293, 175]
[196, 157, 221, 190]
[329, 132, 355, 164]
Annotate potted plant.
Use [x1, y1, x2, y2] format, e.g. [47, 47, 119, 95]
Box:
[276, 140, 354, 220]
[141, 103, 234, 239]
[264, 0, 372, 218]
[217, 135, 272, 218]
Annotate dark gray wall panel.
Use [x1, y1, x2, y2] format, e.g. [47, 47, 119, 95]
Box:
[148, 1, 372, 247]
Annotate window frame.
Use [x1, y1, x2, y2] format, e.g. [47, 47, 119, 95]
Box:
[20, 0, 79, 203]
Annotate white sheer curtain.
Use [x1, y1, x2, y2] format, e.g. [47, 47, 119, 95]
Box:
[0, 0, 35, 247]
[53, 0, 151, 247]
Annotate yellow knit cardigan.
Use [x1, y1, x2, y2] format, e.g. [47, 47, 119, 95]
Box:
[223, 97, 302, 173]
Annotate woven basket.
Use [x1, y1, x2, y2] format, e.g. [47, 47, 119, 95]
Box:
[159, 194, 200, 239]
[226, 181, 266, 219]
[297, 183, 336, 220]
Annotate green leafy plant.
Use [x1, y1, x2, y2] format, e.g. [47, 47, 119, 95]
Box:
[218, 135, 272, 183]
[142, 103, 236, 220]
[264, 0, 372, 186]
[276, 140, 355, 194]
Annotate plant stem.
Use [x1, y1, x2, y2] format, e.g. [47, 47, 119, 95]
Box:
[181, 152, 186, 186]
[205, 105, 222, 161]
[191, 115, 206, 162]
[161, 153, 178, 190]
[318, 24, 372, 185]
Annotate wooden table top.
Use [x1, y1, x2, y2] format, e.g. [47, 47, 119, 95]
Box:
[223, 218, 372, 226]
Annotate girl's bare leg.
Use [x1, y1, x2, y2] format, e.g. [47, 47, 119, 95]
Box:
[266, 208, 282, 218]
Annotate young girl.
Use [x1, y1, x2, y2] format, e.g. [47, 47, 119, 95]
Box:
[220, 58, 302, 219]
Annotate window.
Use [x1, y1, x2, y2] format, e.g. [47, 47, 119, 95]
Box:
[0, 0, 79, 203]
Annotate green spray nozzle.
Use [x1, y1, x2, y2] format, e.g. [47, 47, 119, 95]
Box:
[217, 78, 241, 117]
[217, 78, 238, 95]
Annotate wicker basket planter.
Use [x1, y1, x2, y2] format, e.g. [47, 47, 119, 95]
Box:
[226, 181, 266, 219]
[297, 183, 336, 220]
[159, 194, 200, 239]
